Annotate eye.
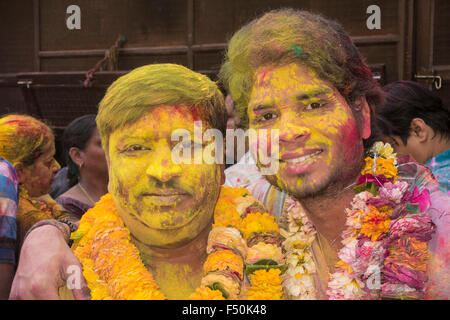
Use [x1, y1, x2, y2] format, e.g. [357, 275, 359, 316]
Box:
[122, 145, 149, 154]
[305, 102, 325, 110]
[259, 112, 278, 122]
[390, 140, 399, 148]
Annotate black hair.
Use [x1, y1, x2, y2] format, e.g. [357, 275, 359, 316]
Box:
[375, 81, 450, 145]
[63, 114, 98, 187]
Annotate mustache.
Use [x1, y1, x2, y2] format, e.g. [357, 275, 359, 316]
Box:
[134, 181, 194, 197]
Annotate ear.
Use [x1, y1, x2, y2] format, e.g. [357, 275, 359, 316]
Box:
[14, 162, 30, 184]
[354, 96, 371, 139]
[409, 118, 429, 142]
[69, 147, 84, 167]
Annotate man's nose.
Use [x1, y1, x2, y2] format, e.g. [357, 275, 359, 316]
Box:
[278, 116, 311, 145]
[145, 148, 182, 183]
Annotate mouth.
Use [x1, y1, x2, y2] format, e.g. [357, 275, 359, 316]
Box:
[281, 149, 323, 163]
[279, 149, 323, 175]
[141, 189, 190, 207]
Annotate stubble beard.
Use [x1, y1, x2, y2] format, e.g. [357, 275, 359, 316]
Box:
[265, 157, 364, 202]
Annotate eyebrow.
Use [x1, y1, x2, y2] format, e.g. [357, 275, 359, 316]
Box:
[251, 87, 332, 112]
[252, 101, 275, 112]
[295, 88, 332, 100]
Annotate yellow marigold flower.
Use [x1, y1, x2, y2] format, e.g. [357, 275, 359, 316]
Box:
[241, 212, 279, 239]
[90, 284, 111, 300]
[360, 206, 391, 241]
[246, 269, 283, 300]
[213, 200, 242, 229]
[189, 286, 226, 300]
[214, 187, 255, 229]
[219, 186, 250, 199]
[335, 260, 353, 274]
[371, 142, 396, 160]
[203, 250, 243, 277]
[361, 157, 398, 179]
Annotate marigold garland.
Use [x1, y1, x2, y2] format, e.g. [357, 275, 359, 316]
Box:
[72, 142, 433, 300]
[280, 141, 436, 300]
[327, 142, 435, 299]
[72, 186, 286, 300]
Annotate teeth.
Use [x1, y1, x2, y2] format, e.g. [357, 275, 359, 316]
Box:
[285, 150, 322, 163]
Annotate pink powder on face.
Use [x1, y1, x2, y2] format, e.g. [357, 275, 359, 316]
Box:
[337, 117, 363, 164]
[256, 67, 275, 85]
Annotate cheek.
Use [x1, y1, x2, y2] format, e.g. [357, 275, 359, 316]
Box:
[109, 159, 140, 198]
[321, 108, 361, 155]
[30, 165, 52, 191]
[183, 164, 218, 196]
[403, 138, 424, 162]
[36, 166, 50, 180]
[340, 119, 362, 151]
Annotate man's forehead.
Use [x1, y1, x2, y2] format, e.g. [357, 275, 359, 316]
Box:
[111, 105, 211, 138]
[253, 63, 333, 93]
[250, 64, 336, 107]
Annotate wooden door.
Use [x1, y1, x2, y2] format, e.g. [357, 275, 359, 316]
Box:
[414, 0, 450, 106]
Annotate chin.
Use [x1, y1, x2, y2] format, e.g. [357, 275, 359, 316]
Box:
[268, 170, 335, 199]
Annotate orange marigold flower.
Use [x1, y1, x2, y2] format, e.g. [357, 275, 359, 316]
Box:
[360, 206, 391, 241]
[213, 200, 242, 229]
[361, 156, 397, 179]
[385, 238, 429, 272]
[219, 186, 250, 199]
[335, 260, 353, 274]
[203, 250, 243, 277]
[189, 286, 225, 300]
[240, 212, 279, 239]
[246, 269, 283, 300]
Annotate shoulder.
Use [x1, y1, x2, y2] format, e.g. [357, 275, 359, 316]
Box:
[0, 158, 18, 201]
[55, 195, 92, 218]
[401, 157, 450, 299]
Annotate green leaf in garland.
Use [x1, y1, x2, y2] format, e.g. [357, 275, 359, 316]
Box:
[354, 182, 379, 196]
[245, 262, 287, 275]
[353, 184, 366, 194]
[70, 233, 83, 240]
[369, 182, 378, 196]
[206, 282, 229, 299]
[254, 259, 278, 266]
[406, 203, 421, 214]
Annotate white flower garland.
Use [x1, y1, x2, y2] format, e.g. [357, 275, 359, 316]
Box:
[280, 196, 317, 299]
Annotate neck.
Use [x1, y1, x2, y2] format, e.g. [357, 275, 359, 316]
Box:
[130, 222, 211, 299]
[295, 170, 361, 252]
[430, 136, 450, 160]
[130, 221, 211, 264]
[78, 173, 108, 203]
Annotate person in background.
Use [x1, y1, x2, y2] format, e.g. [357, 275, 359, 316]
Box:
[0, 158, 18, 299]
[50, 167, 70, 199]
[376, 81, 450, 194]
[55, 115, 108, 218]
[0, 115, 78, 256]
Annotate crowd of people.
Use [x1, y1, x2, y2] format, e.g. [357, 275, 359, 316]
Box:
[0, 8, 448, 300]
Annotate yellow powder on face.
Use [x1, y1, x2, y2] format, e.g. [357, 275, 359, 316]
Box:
[248, 63, 359, 196]
[108, 106, 221, 248]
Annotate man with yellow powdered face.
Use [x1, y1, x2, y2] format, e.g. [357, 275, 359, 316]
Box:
[220, 9, 449, 299]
